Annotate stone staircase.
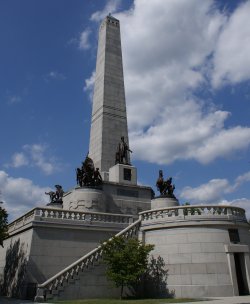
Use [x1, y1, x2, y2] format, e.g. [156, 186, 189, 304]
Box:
[34, 218, 142, 302]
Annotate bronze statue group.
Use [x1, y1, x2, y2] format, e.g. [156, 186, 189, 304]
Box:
[76, 155, 102, 188]
[76, 136, 132, 188]
[156, 170, 175, 197]
[45, 185, 64, 204]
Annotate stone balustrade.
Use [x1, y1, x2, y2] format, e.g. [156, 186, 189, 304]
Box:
[139, 205, 247, 224]
[35, 218, 142, 301]
[8, 207, 134, 234]
[8, 208, 37, 234]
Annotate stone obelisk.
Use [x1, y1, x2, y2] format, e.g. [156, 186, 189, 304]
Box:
[89, 15, 129, 174]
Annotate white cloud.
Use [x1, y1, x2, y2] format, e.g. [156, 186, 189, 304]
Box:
[235, 171, 250, 187]
[0, 170, 50, 222]
[220, 198, 250, 220]
[90, 0, 122, 22]
[79, 28, 92, 50]
[180, 178, 232, 203]
[84, 71, 96, 101]
[212, 1, 250, 88]
[84, 71, 95, 92]
[23, 144, 56, 175]
[7, 95, 22, 105]
[180, 170, 250, 204]
[10, 153, 29, 168]
[45, 71, 66, 81]
[7, 144, 59, 175]
[194, 127, 250, 164]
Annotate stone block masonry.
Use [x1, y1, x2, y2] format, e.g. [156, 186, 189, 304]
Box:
[89, 15, 129, 173]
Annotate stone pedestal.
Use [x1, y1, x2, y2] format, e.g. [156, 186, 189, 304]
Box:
[46, 202, 63, 209]
[109, 164, 137, 185]
[101, 171, 109, 182]
[151, 195, 179, 209]
[63, 187, 106, 212]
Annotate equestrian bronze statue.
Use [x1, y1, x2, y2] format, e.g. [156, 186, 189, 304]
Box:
[156, 170, 175, 197]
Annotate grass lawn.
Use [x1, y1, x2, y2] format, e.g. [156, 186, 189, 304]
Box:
[56, 298, 199, 304]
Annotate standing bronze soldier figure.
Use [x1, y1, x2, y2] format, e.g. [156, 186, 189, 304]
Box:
[116, 136, 132, 165]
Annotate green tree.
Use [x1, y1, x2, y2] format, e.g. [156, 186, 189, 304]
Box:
[183, 202, 201, 215]
[0, 203, 8, 247]
[101, 236, 154, 299]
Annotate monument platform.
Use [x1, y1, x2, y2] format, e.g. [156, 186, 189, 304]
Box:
[63, 163, 153, 215]
[63, 182, 153, 215]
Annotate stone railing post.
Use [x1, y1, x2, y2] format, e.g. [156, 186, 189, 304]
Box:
[85, 213, 92, 223]
[178, 208, 184, 218]
[34, 208, 42, 220]
[227, 207, 233, 216]
[34, 287, 45, 302]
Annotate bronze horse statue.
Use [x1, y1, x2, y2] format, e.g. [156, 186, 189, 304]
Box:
[156, 170, 175, 196]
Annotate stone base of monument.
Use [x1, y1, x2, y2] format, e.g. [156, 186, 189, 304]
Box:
[62, 182, 153, 216]
[63, 187, 107, 212]
[109, 163, 137, 185]
[151, 195, 179, 209]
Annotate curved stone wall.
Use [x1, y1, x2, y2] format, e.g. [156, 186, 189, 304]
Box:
[140, 205, 250, 298]
[151, 196, 179, 209]
[63, 187, 106, 212]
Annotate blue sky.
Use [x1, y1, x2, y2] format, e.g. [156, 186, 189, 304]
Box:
[1, 0, 250, 221]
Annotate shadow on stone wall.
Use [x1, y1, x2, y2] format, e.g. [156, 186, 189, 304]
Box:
[131, 255, 175, 299]
[0, 239, 27, 299]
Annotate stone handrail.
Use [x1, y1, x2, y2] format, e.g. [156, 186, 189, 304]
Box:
[35, 218, 142, 301]
[8, 207, 134, 234]
[8, 208, 37, 234]
[139, 205, 247, 222]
